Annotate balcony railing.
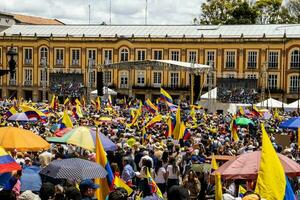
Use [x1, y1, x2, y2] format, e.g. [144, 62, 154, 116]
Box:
[24, 80, 32, 86]
[72, 59, 79, 66]
[225, 62, 235, 68]
[290, 63, 300, 69]
[247, 62, 257, 69]
[9, 80, 16, 86]
[289, 87, 299, 94]
[56, 59, 63, 65]
[268, 62, 278, 69]
[25, 59, 32, 65]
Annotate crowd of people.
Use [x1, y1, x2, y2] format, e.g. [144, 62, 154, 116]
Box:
[0, 97, 299, 200]
[217, 88, 258, 104]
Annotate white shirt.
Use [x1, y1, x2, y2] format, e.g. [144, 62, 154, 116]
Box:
[167, 165, 179, 179]
[154, 167, 166, 184]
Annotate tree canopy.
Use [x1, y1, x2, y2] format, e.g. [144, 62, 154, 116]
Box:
[197, 0, 299, 25]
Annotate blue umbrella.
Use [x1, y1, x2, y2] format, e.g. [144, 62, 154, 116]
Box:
[8, 113, 38, 122]
[279, 117, 300, 130]
[20, 166, 42, 192]
[39, 158, 107, 181]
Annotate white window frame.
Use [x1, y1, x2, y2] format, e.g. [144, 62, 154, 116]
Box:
[103, 49, 113, 64]
[119, 71, 129, 88]
[206, 72, 216, 86]
[55, 48, 64, 65]
[170, 50, 180, 61]
[153, 49, 163, 60]
[136, 49, 146, 61]
[187, 50, 197, 63]
[120, 48, 129, 62]
[103, 70, 112, 86]
[289, 75, 299, 94]
[89, 69, 96, 88]
[268, 51, 279, 69]
[170, 71, 179, 87]
[205, 50, 216, 68]
[23, 68, 33, 86]
[87, 49, 96, 66]
[136, 70, 146, 86]
[153, 71, 162, 87]
[247, 50, 258, 69]
[225, 50, 236, 69]
[39, 47, 48, 65]
[39, 68, 49, 87]
[71, 48, 80, 66]
[268, 74, 278, 90]
[24, 48, 33, 65]
[290, 49, 300, 69]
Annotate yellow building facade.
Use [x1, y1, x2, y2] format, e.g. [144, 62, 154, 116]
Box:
[0, 24, 300, 103]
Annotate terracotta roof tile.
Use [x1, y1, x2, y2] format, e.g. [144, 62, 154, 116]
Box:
[12, 13, 64, 25]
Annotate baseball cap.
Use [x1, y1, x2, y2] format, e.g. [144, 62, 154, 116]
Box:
[79, 179, 100, 190]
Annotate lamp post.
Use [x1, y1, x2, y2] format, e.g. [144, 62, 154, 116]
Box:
[41, 57, 47, 102]
[3, 45, 17, 78]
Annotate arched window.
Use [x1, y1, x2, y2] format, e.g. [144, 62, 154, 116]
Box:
[120, 48, 129, 62]
[40, 47, 48, 65]
[290, 49, 300, 69]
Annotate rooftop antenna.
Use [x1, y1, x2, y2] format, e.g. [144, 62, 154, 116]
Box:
[88, 4, 91, 24]
[109, 0, 112, 24]
[145, 0, 148, 25]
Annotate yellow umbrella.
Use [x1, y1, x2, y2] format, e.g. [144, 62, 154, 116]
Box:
[99, 117, 112, 122]
[0, 127, 50, 151]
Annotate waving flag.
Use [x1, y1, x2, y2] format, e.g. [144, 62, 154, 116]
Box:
[238, 185, 247, 197]
[114, 176, 133, 195]
[50, 95, 56, 109]
[5, 106, 18, 118]
[215, 173, 223, 200]
[255, 123, 295, 200]
[173, 106, 181, 140]
[64, 98, 70, 106]
[238, 106, 245, 116]
[145, 114, 162, 129]
[96, 96, 101, 111]
[145, 99, 158, 114]
[75, 98, 82, 106]
[146, 169, 163, 199]
[160, 88, 173, 103]
[230, 116, 239, 142]
[178, 122, 191, 141]
[0, 146, 21, 173]
[61, 110, 73, 128]
[165, 115, 175, 138]
[20, 105, 46, 119]
[166, 101, 178, 112]
[95, 130, 114, 200]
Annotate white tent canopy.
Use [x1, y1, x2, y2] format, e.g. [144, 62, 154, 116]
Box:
[255, 97, 286, 108]
[286, 100, 300, 109]
[200, 87, 217, 99]
[91, 87, 117, 96]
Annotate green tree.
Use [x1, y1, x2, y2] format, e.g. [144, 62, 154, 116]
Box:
[255, 0, 295, 24]
[226, 1, 258, 24]
[200, 0, 234, 25]
[288, 0, 300, 22]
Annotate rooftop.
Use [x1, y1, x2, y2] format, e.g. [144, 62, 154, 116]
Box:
[1, 24, 300, 38]
[0, 12, 64, 25]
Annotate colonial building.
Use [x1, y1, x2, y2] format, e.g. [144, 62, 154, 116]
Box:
[0, 24, 299, 102]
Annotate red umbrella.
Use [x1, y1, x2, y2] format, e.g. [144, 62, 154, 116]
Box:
[54, 128, 72, 137]
[212, 151, 300, 180]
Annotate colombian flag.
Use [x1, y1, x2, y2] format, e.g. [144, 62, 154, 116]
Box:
[0, 146, 21, 173]
[160, 88, 173, 103]
[230, 115, 239, 142]
[255, 124, 296, 200]
[166, 101, 178, 112]
[146, 169, 163, 199]
[95, 131, 114, 200]
[144, 99, 158, 114]
[61, 110, 73, 128]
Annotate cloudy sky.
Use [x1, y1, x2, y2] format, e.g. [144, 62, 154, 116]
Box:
[0, 0, 205, 24]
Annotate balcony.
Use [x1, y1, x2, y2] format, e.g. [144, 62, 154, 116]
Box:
[247, 62, 257, 69]
[25, 59, 32, 65]
[290, 63, 300, 69]
[9, 80, 16, 86]
[72, 59, 79, 66]
[225, 62, 235, 69]
[24, 80, 32, 86]
[56, 59, 64, 65]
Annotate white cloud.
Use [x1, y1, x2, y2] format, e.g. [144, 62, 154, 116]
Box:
[0, 0, 205, 24]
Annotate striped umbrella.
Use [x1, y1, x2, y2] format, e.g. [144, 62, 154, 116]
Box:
[0, 146, 21, 173]
[39, 158, 107, 181]
[46, 126, 117, 152]
[8, 113, 38, 122]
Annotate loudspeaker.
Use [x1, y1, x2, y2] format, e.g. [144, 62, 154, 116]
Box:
[193, 75, 201, 101]
[97, 72, 103, 96]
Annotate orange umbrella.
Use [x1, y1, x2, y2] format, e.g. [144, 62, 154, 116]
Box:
[0, 127, 50, 151]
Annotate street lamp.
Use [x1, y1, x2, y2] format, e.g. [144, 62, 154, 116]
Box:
[41, 57, 47, 102]
[3, 45, 17, 78]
